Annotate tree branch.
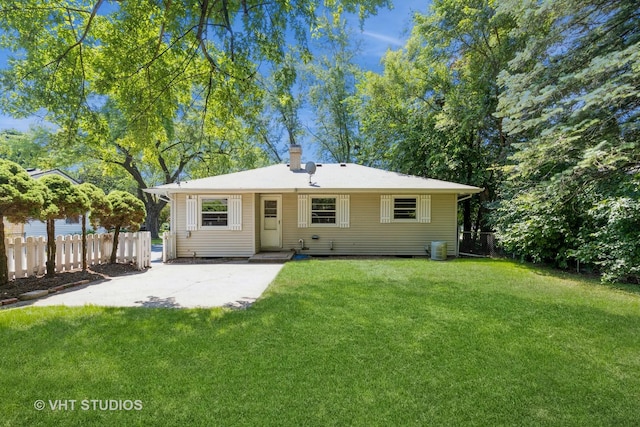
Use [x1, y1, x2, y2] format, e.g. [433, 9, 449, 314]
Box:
[41, 0, 104, 69]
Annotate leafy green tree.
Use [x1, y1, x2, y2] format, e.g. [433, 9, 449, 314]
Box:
[357, 0, 520, 237]
[0, 159, 46, 285]
[103, 191, 146, 264]
[0, 128, 75, 170]
[493, 0, 640, 280]
[0, 1, 391, 240]
[77, 182, 112, 271]
[38, 175, 90, 278]
[260, 54, 306, 150]
[574, 196, 640, 282]
[304, 15, 362, 163]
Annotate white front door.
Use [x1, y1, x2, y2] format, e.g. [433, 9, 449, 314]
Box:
[261, 195, 281, 249]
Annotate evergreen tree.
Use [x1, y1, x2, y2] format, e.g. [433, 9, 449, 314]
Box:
[0, 160, 45, 285]
[38, 175, 90, 278]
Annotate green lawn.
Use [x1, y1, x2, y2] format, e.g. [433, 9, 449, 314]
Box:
[1, 259, 639, 426]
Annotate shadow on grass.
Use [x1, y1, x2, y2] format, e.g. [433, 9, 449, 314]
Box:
[134, 296, 182, 308]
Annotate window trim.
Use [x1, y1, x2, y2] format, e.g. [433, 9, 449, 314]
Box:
[199, 195, 230, 230]
[392, 195, 418, 222]
[310, 195, 338, 227]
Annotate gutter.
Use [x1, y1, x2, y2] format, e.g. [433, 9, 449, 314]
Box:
[144, 188, 484, 195]
[457, 194, 474, 203]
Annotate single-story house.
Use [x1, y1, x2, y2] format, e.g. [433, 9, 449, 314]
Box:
[145, 145, 482, 259]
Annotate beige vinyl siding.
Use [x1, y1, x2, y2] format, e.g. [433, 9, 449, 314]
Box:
[281, 193, 458, 256]
[174, 193, 255, 257]
[254, 194, 261, 251]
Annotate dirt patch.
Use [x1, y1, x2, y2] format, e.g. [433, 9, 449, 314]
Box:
[1, 263, 144, 301]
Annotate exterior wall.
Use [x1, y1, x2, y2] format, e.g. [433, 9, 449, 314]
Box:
[174, 193, 255, 257]
[172, 191, 460, 258]
[280, 192, 459, 256]
[23, 219, 83, 238]
[22, 216, 106, 238]
[254, 193, 261, 251]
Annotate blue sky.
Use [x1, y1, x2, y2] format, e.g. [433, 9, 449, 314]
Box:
[0, 2, 428, 133]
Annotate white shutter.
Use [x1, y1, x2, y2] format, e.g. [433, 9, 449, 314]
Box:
[380, 195, 392, 223]
[186, 198, 197, 231]
[298, 195, 308, 228]
[228, 195, 242, 230]
[419, 195, 431, 223]
[338, 195, 350, 228]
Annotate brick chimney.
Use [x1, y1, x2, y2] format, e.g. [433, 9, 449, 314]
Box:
[289, 144, 302, 171]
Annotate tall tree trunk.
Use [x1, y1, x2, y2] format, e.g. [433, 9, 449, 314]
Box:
[461, 155, 474, 249]
[142, 197, 166, 239]
[110, 227, 121, 264]
[462, 198, 472, 250]
[82, 214, 87, 271]
[145, 204, 161, 239]
[46, 219, 56, 278]
[0, 218, 8, 286]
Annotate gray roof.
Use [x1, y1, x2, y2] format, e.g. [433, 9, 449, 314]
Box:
[27, 168, 80, 184]
[145, 163, 483, 195]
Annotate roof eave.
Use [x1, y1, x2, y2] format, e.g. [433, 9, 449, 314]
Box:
[144, 187, 483, 195]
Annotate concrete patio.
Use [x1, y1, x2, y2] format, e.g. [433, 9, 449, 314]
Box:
[17, 247, 284, 309]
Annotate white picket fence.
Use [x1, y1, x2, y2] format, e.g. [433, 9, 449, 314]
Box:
[161, 232, 176, 262]
[5, 231, 152, 281]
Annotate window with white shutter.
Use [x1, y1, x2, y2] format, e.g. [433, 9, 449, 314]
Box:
[196, 195, 242, 230]
[381, 195, 431, 223]
[299, 194, 350, 228]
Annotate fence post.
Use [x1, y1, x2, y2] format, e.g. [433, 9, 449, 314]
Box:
[136, 232, 143, 269]
[125, 232, 133, 263]
[26, 236, 35, 277]
[63, 235, 72, 272]
[102, 233, 113, 264]
[87, 234, 98, 267]
[117, 233, 125, 263]
[35, 236, 45, 276]
[137, 231, 151, 269]
[6, 237, 13, 280]
[13, 237, 26, 279]
[55, 235, 62, 272]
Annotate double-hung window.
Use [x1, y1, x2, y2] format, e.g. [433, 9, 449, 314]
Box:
[393, 197, 417, 220]
[311, 197, 337, 225]
[201, 198, 228, 227]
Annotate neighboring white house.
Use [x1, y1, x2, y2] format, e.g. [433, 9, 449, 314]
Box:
[9, 168, 104, 238]
[145, 145, 483, 259]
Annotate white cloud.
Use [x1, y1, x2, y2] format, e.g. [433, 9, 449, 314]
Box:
[361, 31, 405, 48]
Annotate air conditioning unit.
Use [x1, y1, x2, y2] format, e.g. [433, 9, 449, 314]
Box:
[431, 241, 447, 261]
